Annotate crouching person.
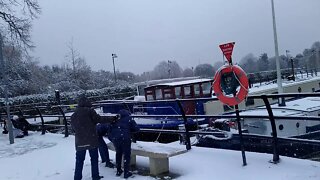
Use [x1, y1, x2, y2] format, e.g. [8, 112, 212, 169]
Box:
[71, 95, 119, 180]
[109, 109, 140, 179]
[11, 115, 30, 138]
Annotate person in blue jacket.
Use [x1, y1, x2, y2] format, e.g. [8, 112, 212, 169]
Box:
[108, 109, 140, 179]
[96, 123, 114, 168]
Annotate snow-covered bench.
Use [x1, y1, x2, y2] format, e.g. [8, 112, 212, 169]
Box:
[107, 141, 187, 175]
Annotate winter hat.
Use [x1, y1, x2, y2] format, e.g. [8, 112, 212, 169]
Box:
[12, 115, 19, 120]
[77, 94, 92, 107]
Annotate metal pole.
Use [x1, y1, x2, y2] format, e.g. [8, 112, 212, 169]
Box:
[262, 95, 280, 163]
[286, 50, 290, 70]
[316, 49, 320, 73]
[176, 100, 191, 150]
[168, 60, 171, 78]
[0, 33, 14, 144]
[235, 104, 247, 166]
[57, 106, 68, 137]
[271, 0, 285, 106]
[35, 107, 46, 135]
[291, 58, 295, 81]
[112, 54, 117, 83]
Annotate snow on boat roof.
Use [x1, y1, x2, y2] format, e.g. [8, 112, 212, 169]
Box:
[248, 75, 320, 94]
[134, 76, 201, 86]
[147, 78, 212, 87]
[238, 108, 304, 117]
[217, 97, 320, 121]
[269, 97, 320, 112]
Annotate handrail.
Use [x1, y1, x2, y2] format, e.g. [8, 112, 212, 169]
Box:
[262, 95, 279, 163]
[57, 106, 69, 137]
[3, 92, 320, 166]
[176, 100, 191, 150]
[131, 114, 320, 121]
[35, 107, 45, 135]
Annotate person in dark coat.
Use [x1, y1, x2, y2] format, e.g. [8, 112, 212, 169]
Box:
[71, 95, 119, 180]
[108, 109, 140, 179]
[96, 123, 114, 168]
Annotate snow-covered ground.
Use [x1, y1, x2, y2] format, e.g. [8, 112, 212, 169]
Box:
[1, 132, 320, 180]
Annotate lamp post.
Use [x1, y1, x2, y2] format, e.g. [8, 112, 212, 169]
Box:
[315, 48, 320, 73]
[271, 0, 285, 106]
[112, 53, 117, 83]
[286, 50, 290, 70]
[286, 50, 295, 81]
[0, 33, 14, 144]
[290, 57, 295, 81]
[168, 60, 172, 78]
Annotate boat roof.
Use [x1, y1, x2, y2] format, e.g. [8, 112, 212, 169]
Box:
[239, 108, 304, 117]
[146, 78, 212, 88]
[134, 76, 201, 86]
[269, 97, 320, 112]
[248, 75, 320, 94]
[230, 97, 320, 119]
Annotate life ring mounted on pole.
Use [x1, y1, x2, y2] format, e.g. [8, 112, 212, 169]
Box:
[213, 65, 249, 106]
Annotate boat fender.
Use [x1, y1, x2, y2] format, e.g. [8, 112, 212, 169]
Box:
[213, 65, 249, 106]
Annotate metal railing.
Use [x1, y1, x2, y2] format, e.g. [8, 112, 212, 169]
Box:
[3, 92, 320, 166]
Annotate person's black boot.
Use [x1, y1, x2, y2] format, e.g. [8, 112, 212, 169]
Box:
[105, 161, 115, 168]
[116, 169, 123, 176]
[23, 131, 28, 136]
[92, 175, 104, 180]
[124, 171, 132, 179]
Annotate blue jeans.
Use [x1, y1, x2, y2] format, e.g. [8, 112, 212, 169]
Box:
[98, 136, 110, 162]
[74, 148, 100, 180]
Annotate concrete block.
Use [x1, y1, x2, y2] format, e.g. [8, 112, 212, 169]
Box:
[149, 158, 169, 175]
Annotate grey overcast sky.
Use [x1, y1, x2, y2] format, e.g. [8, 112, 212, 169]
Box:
[31, 0, 320, 74]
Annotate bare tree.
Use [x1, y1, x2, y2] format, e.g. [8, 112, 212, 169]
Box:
[239, 54, 258, 73]
[182, 67, 193, 77]
[194, 63, 214, 78]
[151, 60, 183, 79]
[64, 39, 93, 90]
[0, 0, 40, 48]
[65, 39, 81, 80]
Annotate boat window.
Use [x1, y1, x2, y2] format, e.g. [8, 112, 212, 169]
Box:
[163, 88, 173, 99]
[296, 122, 300, 128]
[298, 87, 302, 93]
[155, 89, 163, 100]
[279, 124, 284, 131]
[146, 94, 154, 100]
[175, 87, 181, 99]
[145, 90, 154, 101]
[184, 85, 192, 98]
[194, 84, 200, 96]
[202, 82, 211, 95]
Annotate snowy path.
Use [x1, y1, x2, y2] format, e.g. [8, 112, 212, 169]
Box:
[1, 132, 320, 180]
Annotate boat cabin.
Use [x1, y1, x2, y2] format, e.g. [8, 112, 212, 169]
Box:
[144, 78, 213, 101]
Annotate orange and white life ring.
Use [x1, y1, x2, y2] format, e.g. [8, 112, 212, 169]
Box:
[213, 65, 249, 106]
